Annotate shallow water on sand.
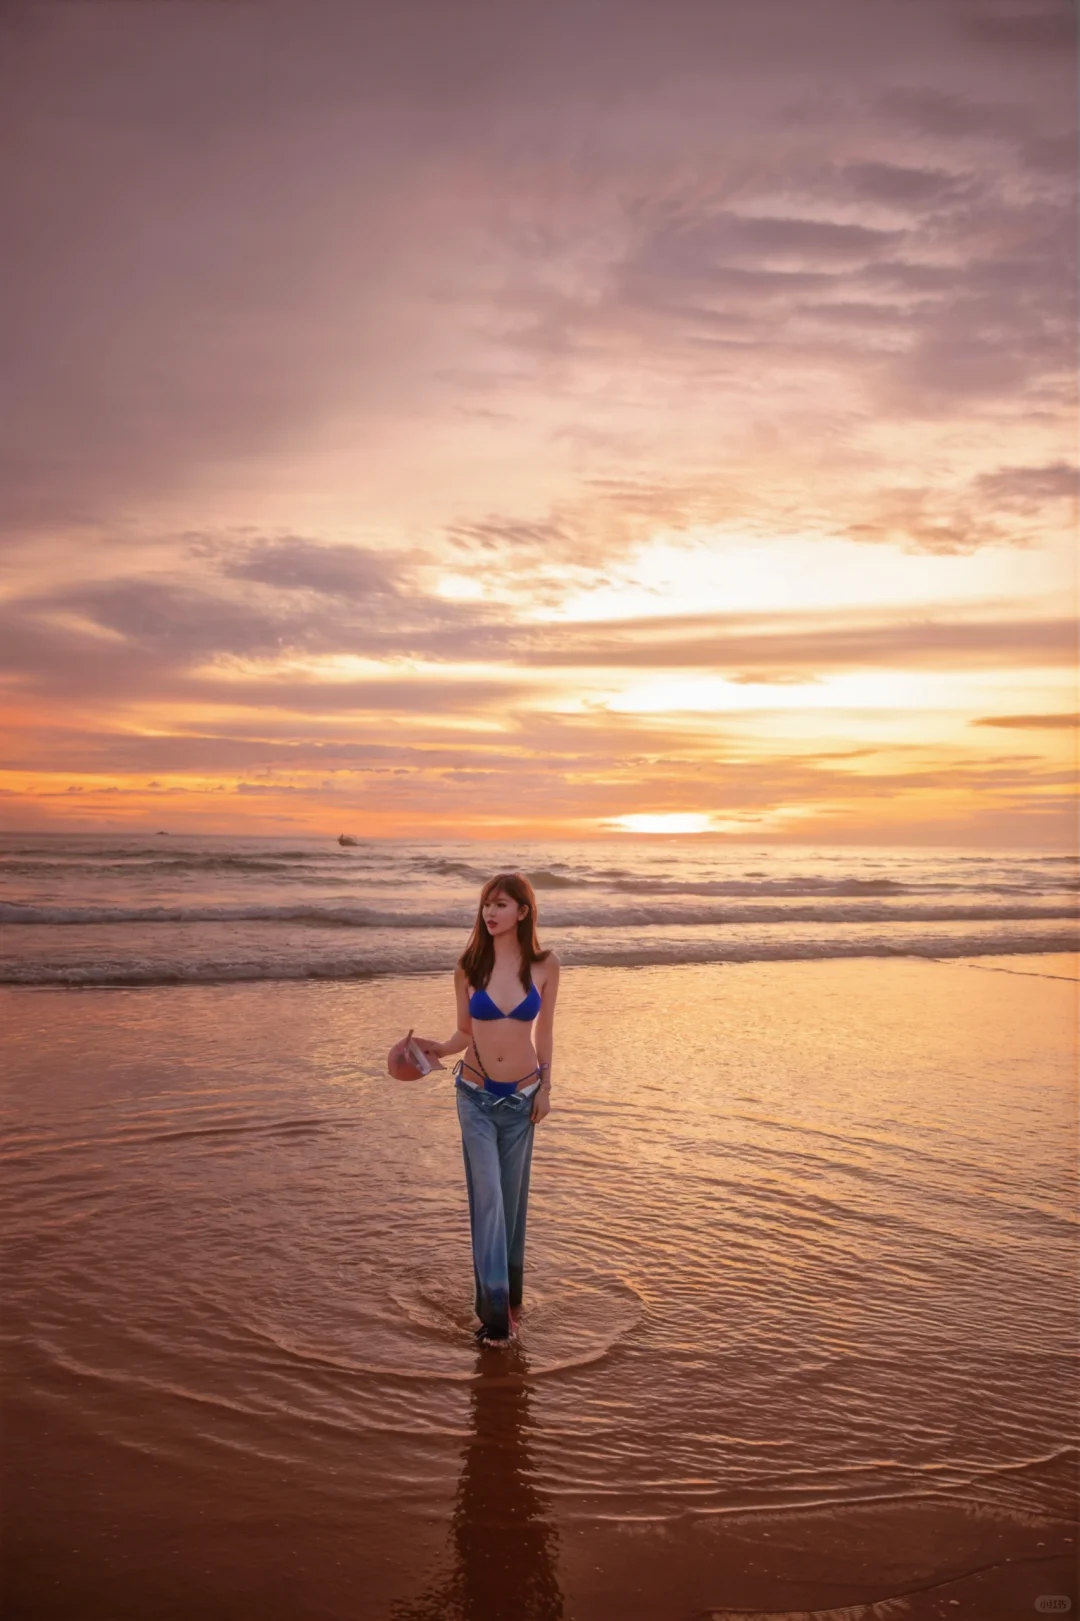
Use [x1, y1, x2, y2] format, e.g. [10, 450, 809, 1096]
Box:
[2, 957, 1077, 1619]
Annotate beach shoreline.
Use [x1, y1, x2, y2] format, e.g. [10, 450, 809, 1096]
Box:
[2, 952, 1077, 1620]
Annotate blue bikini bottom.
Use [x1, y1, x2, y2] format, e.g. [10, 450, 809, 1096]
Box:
[453, 1057, 540, 1100]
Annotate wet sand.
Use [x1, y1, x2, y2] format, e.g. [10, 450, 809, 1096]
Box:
[2, 955, 1077, 1620]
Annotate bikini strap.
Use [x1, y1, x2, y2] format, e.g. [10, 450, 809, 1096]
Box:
[470, 1030, 494, 1083]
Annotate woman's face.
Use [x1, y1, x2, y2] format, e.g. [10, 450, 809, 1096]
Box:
[482, 888, 527, 938]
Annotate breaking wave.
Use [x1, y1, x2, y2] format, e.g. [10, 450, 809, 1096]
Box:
[3, 836, 1074, 991]
[2, 899, 1076, 929]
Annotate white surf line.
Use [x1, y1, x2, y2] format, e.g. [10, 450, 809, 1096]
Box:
[929, 959, 1079, 983]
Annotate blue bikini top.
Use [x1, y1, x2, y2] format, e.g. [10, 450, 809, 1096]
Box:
[468, 978, 542, 1021]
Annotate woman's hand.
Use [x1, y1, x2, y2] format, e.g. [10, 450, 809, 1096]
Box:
[530, 1088, 551, 1125]
[409, 1034, 447, 1069]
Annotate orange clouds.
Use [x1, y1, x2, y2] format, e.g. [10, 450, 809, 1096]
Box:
[0, 0, 1075, 843]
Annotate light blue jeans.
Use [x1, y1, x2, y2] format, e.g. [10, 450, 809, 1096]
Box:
[455, 1072, 539, 1337]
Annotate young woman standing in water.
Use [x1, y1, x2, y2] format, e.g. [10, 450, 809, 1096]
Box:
[410, 873, 559, 1347]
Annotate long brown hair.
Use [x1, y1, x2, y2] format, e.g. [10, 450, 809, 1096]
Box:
[458, 872, 550, 992]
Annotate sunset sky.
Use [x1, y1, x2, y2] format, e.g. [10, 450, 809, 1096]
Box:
[1, 0, 1076, 844]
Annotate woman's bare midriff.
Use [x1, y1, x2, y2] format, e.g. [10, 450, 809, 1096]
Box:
[463, 1028, 539, 1092]
[464, 968, 550, 1091]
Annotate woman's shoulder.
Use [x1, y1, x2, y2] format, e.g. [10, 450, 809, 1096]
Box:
[534, 949, 560, 973]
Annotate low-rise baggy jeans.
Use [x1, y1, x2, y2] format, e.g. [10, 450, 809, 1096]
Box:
[455, 1073, 538, 1338]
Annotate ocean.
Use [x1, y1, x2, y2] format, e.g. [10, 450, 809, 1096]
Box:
[2, 833, 1077, 1618]
[1, 833, 1077, 986]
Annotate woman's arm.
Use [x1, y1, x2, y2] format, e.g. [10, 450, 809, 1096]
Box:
[412, 965, 472, 1062]
[534, 954, 560, 1093]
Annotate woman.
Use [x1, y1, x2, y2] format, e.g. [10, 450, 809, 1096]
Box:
[411, 873, 560, 1347]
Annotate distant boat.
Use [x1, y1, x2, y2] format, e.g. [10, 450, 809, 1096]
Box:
[156, 831, 169, 836]
[338, 834, 359, 846]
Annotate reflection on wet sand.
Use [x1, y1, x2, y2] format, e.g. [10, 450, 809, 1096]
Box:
[394, 1351, 563, 1621]
[3, 958, 1076, 1618]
